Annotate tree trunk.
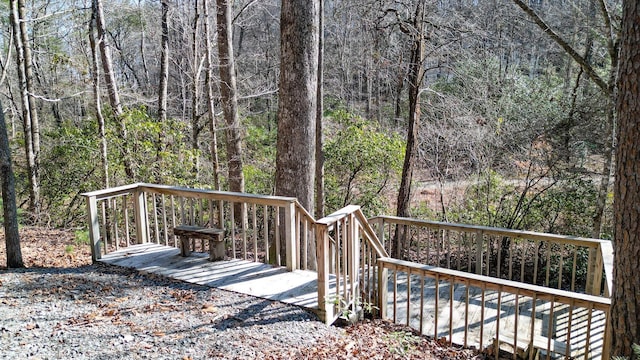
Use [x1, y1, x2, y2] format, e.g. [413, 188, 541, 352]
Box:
[89, 9, 109, 189]
[315, 0, 325, 219]
[611, 1, 640, 356]
[158, 0, 169, 124]
[94, 0, 134, 180]
[396, 2, 426, 220]
[275, 0, 319, 212]
[191, 0, 201, 178]
[0, 101, 23, 268]
[203, 0, 220, 191]
[216, 0, 244, 194]
[10, 0, 40, 220]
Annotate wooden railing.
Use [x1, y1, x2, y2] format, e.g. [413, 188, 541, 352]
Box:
[379, 257, 611, 359]
[370, 216, 613, 297]
[315, 205, 389, 324]
[82, 183, 315, 271]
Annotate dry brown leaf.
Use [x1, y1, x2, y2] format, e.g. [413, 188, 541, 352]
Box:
[201, 304, 218, 313]
[153, 331, 165, 337]
[25, 323, 38, 330]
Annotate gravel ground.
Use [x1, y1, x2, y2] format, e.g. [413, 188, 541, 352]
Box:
[1, 228, 484, 359]
[0, 263, 343, 360]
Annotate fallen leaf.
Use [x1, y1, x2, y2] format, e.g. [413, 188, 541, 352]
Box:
[201, 304, 218, 313]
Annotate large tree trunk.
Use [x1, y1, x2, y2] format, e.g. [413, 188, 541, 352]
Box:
[93, 0, 134, 180]
[216, 0, 244, 194]
[10, 0, 40, 220]
[275, 0, 319, 212]
[315, 0, 325, 219]
[611, 1, 640, 356]
[0, 101, 23, 268]
[203, 0, 220, 190]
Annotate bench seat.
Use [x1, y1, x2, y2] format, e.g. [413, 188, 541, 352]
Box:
[173, 225, 225, 261]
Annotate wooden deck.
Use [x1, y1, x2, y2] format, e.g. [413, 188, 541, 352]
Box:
[99, 243, 326, 311]
[389, 273, 607, 359]
[99, 243, 606, 359]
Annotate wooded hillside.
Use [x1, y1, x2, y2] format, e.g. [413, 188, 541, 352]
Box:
[0, 0, 619, 239]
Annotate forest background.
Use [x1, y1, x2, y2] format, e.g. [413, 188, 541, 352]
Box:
[0, 0, 620, 243]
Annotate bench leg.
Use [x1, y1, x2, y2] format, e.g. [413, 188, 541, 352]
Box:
[180, 236, 191, 257]
[209, 236, 225, 261]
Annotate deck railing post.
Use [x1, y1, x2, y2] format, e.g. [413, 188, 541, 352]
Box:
[316, 224, 332, 324]
[378, 258, 388, 320]
[284, 201, 297, 271]
[588, 243, 604, 295]
[475, 230, 484, 275]
[86, 195, 102, 262]
[133, 188, 149, 244]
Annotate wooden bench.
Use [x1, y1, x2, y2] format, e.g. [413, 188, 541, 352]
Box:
[494, 331, 571, 359]
[173, 225, 225, 261]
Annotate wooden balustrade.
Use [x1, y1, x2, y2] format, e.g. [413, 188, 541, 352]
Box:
[315, 205, 388, 324]
[370, 216, 613, 296]
[378, 257, 611, 359]
[82, 183, 312, 271]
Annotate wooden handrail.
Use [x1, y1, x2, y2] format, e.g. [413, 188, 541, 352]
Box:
[370, 215, 606, 248]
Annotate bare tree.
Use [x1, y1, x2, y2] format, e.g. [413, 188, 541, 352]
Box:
[216, 0, 244, 194]
[158, 0, 169, 124]
[10, 0, 40, 220]
[315, 0, 325, 219]
[93, 0, 134, 180]
[0, 101, 23, 268]
[510, 0, 619, 239]
[203, 0, 220, 190]
[89, 7, 109, 189]
[396, 1, 427, 221]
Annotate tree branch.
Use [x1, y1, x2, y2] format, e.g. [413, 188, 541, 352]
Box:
[511, 0, 610, 94]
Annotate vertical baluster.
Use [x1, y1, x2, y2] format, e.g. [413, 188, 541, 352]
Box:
[545, 242, 552, 287]
[494, 288, 502, 358]
[512, 291, 520, 360]
[521, 240, 527, 283]
[242, 203, 247, 260]
[162, 195, 168, 246]
[448, 277, 454, 344]
[565, 300, 574, 360]
[419, 273, 425, 335]
[230, 202, 236, 259]
[100, 201, 108, 252]
[464, 280, 470, 348]
[479, 285, 485, 352]
[446, 230, 451, 269]
[546, 298, 555, 360]
[571, 246, 578, 292]
[123, 194, 130, 247]
[406, 269, 411, 327]
[252, 204, 258, 262]
[528, 294, 537, 360]
[112, 198, 119, 250]
[170, 196, 177, 247]
[496, 235, 502, 277]
[533, 239, 540, 286]
[275, 206, 280, 266]
[558, 244, 564, 289]
[583, 303, 594, 360]
[508, 237, 514, 280]
[263, 205, 269, 264]
[393, 269, 398, 324]
[152, 194, 160, 244]
[434, 274, 440, 338]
